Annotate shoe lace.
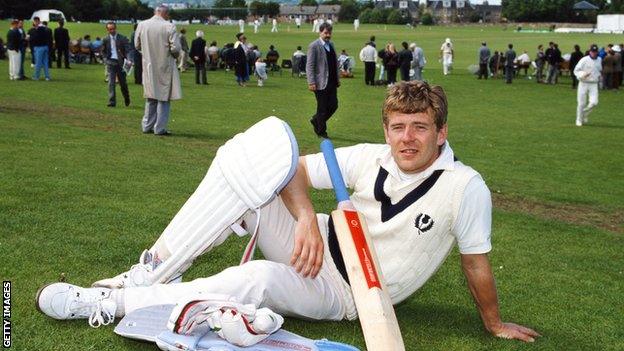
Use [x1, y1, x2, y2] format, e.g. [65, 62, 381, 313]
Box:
[68, 290, 115, 328]
[87, 301, 115, 328]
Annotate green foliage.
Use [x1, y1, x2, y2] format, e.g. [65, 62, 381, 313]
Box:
[359, 8, 373, 23]
[299, 0, 318, 6]
[249, 1, 280, 17]
[386, 9, 405, 25]
[420, 12, 434, 25]
[338, 0, 359, 22]
[0, 0, 151, 21]
[369, 8, 388, 23]
[502, 0, 608, 22]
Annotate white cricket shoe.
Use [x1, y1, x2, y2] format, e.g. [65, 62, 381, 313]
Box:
[92, 249, 157, 289]
[35, 283, 117, 328]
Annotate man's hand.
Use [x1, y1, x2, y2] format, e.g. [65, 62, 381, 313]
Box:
[290, 214, 324, 278]
[308, 84, 317, 91]
[461, 254, 541, 343]
[490, 322, 541, 343]
[281, 157, 324, 278]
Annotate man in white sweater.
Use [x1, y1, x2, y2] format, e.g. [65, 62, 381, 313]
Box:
[573, 44, 602, 126]
[359, 41, 377, 86]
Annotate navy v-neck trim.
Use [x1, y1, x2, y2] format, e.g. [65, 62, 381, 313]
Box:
[374, 167, 445, 222]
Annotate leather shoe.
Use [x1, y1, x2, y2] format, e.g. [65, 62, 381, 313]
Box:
[124, 97, 130, 107]
[155, 131, 172, 136]
[107, 103, 115, 107]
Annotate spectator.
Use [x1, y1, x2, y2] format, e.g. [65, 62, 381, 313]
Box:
[569, 45, 584, 89]
[135, 4, 182, 136]
[383, 43, 399, 85]
[42, 21, 53, 69]
[0, 38, 6, 60]
[255, 57, 267, 86]
[535, 45, 545, 83]
[130, 23, 142, 84]
[359, 41, 376, 85]
[234, 33, 250, 86]
[504, 44, 516, 84]
[613, 45, 622, 89]
[292, 45, 305, 58]
[489, 51, 500, 78]
[102, 22, 131, 107]
[602, 48, 615, 90]
[190, 30, 207, 85]
[411, 42, 426, 81]
[398, 41, 412, 82]
[478, 42, 490, 80]
[54, 20, 70, 69]
[515, 50, 530, 76]
[178, 28, 189, 72]
[17, 19, 26, 79]
[206, 40, 219, 69]
[30, 17, 50, 81]
[6, 20, 22, 80]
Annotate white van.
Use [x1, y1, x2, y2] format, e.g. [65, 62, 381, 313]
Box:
[30, 9, 67, 22]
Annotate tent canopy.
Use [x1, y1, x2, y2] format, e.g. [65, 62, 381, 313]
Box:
[573, 1, 599, 10]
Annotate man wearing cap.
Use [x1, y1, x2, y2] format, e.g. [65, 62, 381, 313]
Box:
[573, 44, 602, 127]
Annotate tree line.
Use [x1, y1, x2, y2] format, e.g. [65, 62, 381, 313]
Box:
[501, 0, 624, 23]
[0, 0, 152, 22]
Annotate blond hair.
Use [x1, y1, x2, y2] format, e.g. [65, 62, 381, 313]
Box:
[382, 81, 448, 130]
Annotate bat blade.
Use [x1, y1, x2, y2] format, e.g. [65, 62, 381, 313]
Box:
[331, 209, 405, 351]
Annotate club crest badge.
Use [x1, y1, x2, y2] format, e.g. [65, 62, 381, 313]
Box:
[414, 213, 434, 234]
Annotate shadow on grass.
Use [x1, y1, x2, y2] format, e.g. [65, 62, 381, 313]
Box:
[583, 123, 624, 130]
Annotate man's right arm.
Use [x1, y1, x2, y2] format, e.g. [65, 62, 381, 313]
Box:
[279, 156, 324, 278]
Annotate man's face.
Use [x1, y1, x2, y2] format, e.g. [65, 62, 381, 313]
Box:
[18, 20, 23, 29]
[383, 111, 447, 174]
[33, 19, 40, 27]
[106, 24, 117, 36]
[589, 51, 598, 59]
[320, 29, 332, 42]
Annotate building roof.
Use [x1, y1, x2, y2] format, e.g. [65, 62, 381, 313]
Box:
[279, 4, 341, 16]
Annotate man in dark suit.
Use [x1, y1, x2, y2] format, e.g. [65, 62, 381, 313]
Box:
[189, 30, 207, 85]
[102, 22, 131, 107]
[130, 23, 142, 85]
[306, 23, 340, 138]
[54, 20, 70, 69]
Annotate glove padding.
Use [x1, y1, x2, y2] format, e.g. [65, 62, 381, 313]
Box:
[169, 297, 284, 347]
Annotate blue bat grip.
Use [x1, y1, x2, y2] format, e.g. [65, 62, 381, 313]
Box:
[320, 138, 351, 203]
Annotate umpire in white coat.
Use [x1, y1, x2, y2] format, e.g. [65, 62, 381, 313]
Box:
[135, 5, 182, 136]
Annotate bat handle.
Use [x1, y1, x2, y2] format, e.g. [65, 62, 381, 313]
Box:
[320, 138, 351, 203]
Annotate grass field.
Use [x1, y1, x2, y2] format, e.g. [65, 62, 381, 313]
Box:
[1, 21, 623, 350]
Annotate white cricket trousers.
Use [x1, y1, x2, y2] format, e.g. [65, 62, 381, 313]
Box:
[576, 81, 598, 125]
[123, 197, 357, 321]
[8, 49, 21, 80]
[442, 54, 452, 75]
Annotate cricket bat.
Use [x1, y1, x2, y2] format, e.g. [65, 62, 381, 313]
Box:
[320, 139, 405, 351]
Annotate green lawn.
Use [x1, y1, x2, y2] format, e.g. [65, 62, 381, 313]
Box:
[1, 22, 623, 350]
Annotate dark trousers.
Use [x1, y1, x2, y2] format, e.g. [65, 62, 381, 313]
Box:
[399, 65, 410, 82]
[387, 67, 397, 84]
[49, 47, 54, 68]
[614, 72, 621, 89]
[364, 62, 375, 85]
[311, 85, 338, 136]
[56, 47, 70, 68]
[106, 60, 129, 106]
[19, 47, 25, 78]
[536, 64, 544, 82]
[134, 53, 142, 84]
[572, 74, 578, 88]
[478, 63, 488, 79]
[505, 65, 513, 83]
[195, 62, 207, 84]
[603, 73, 613, 90]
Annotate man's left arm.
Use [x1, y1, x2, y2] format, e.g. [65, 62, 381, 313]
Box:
[461, 253, 540, 342]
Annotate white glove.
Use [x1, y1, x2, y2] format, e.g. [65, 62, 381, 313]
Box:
[168, 297, 284, 347]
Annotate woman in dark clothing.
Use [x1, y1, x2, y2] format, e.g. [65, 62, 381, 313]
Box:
[233, 33, 249, 86]
[383, 43, 399, 85]
[398, 41, 413, 82]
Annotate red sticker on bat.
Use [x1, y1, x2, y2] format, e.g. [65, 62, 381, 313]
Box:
[343, 210, 381, 289]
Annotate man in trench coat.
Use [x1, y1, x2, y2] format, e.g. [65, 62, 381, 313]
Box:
[135, 5, 182, 136]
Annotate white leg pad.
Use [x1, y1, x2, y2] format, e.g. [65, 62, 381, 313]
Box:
[150, 117, 298, 284]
